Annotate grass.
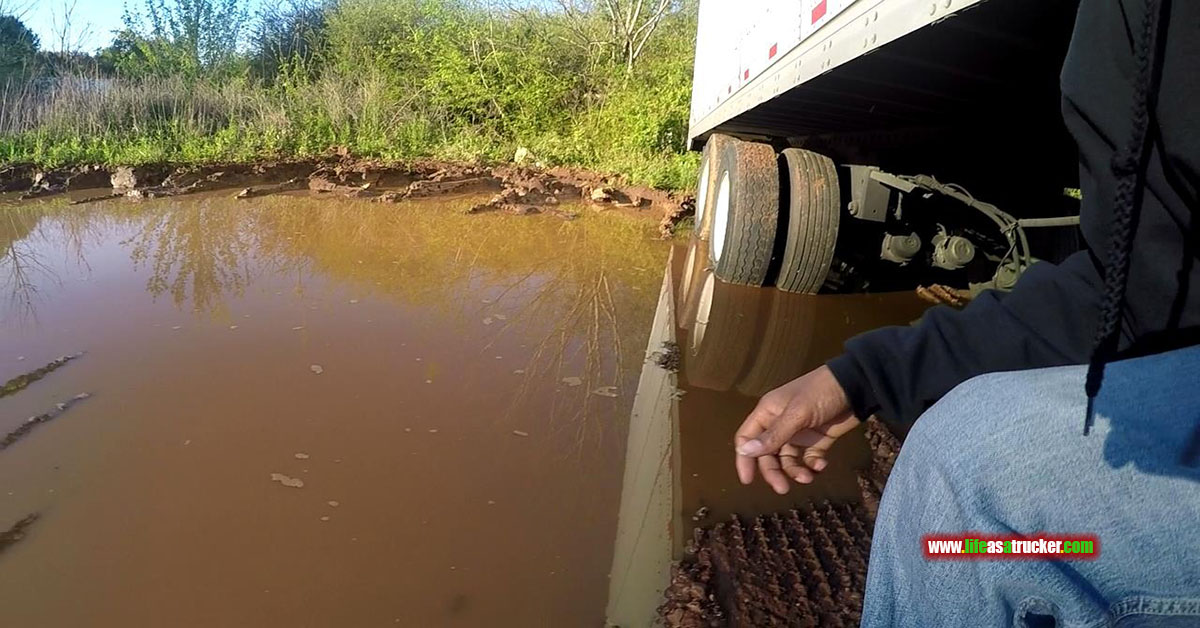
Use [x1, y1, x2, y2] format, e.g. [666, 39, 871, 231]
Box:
[0, 0, 703, 191]
[0, 61, 699, 190]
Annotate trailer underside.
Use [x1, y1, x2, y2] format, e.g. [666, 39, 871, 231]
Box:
[690, 0, 1082, 146]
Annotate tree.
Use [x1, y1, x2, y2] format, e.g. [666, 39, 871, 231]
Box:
[49, 0, 92, 54]
[0, 14, 39, 83]
[118, 0, 249, 77]
[250, 0, 330, 81]
[551, 0, 676, 74]
[98, 29, 147, 75]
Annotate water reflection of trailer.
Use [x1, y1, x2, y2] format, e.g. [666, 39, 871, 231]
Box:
[688, 0, 1084, 296]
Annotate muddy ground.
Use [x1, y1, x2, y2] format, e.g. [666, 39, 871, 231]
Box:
[0, 156, 695, 238]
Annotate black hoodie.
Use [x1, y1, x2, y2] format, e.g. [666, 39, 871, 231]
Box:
[826, 0, 1199, 431]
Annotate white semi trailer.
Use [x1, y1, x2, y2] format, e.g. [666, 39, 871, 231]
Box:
[684, 0, 1085, 297]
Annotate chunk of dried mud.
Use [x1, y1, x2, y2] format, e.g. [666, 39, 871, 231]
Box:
[270, 473, 304, 488]
[651, 341, 680, 373]
[235, 178, 306, 199]
[659, 196, 696, 239]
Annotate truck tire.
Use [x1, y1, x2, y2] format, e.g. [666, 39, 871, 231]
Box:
[694, 134, 734, 240]
[735, 291, 817, 397]
[684, 270, 765, 391]
[775, 148, 840, 294]
[677, 238, 708, 330]
[709, 139, 779, 286]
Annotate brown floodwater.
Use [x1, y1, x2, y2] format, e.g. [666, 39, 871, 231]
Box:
[671, 238, 932, 525]
[606, 239, 932, 626]
[0, 191, 668, 627]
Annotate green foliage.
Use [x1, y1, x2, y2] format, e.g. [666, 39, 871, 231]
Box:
[0, 15, 39, 84]
[111, 0, 249, 78]
[250, 0, 330, 81]
[0, 0, 700, 190]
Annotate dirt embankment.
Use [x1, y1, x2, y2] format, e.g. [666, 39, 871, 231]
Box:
[0, 157, 695, 237]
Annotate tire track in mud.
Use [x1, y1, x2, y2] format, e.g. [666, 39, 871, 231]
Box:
[1, 353, 84, 399]
[0, 514, 39, 557]
[0, 354, 91, 557]
[1, 392, 93, 452]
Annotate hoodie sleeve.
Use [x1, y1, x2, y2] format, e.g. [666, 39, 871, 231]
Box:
[826, 251, 1104, 429]
[825, 0, 1200, 429]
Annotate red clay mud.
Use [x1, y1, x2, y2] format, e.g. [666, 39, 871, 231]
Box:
[1, 157, 694, 235]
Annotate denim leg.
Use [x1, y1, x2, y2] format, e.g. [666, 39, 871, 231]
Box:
[861, 344, 1200, 627]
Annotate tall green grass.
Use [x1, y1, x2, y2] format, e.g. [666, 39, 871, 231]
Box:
[0, 0, 700, 190]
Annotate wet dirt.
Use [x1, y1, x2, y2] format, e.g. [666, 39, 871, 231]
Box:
[0, 157, 695, 236]
[0, 191, 668, 626]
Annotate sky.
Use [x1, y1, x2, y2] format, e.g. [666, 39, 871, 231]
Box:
[16, 0, 267, 53]
[14, 0, 553, 54]
[18, 1, 127, 53]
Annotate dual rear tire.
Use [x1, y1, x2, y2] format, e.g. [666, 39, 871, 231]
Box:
[692, 135, 840, 294]
[678, 135, 842, 392]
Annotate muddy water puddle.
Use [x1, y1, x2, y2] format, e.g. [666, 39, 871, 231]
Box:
[648, 241, 926, 530]
[0, 191, 667, 626]
[606, 240, 931, 625]
[671, 239, 932, 525]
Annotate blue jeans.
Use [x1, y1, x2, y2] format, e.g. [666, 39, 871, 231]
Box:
[862, 344, 1200, 627]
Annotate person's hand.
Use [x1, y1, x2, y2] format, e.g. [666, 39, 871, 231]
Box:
[734, 365, 858, 494]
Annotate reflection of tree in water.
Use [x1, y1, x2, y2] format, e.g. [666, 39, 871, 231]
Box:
[1, 207, 54, 321]
[125, 198, 257, 315]
[5, 193, 668, 449]
[251, 195, 668, 450]
[1, 204, 112, 321]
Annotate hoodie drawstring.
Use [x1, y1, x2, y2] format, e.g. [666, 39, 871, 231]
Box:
[1083, 0, 1171, 434]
